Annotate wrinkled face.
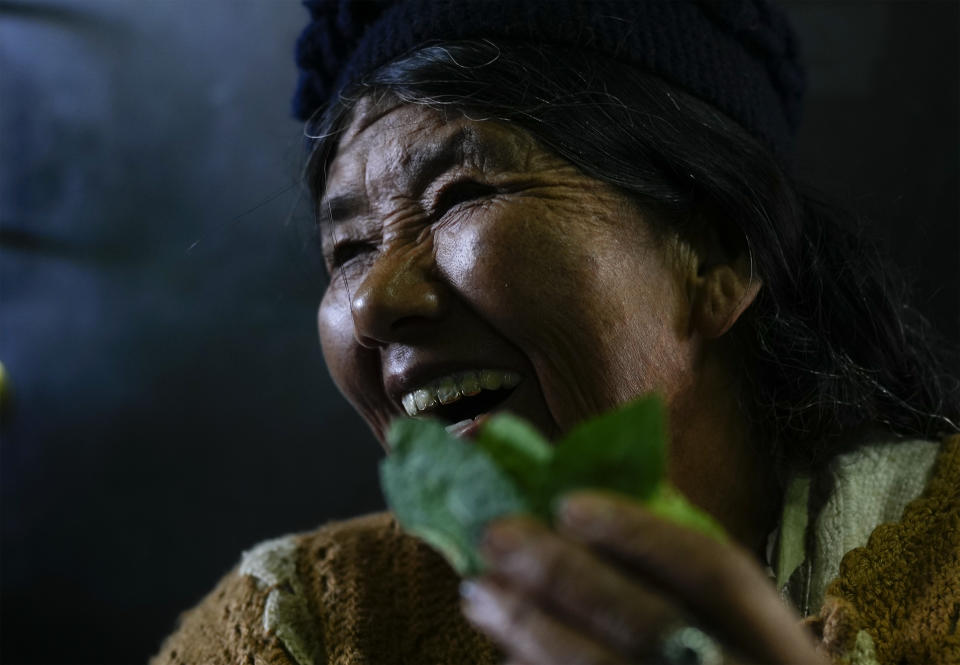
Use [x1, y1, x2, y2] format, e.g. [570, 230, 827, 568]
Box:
[317, 99, 698, 447]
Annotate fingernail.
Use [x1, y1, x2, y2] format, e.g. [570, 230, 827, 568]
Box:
[557, 492, 627, 533]
[481, 520, 525, 559]
[459, 579, 494, 613]
[459, 580, 493, 626]
[555, 492, 595, 525]
[459, 580, 479, 601]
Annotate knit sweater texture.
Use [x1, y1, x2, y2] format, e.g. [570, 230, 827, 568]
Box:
[805, 434, 960, 664]
[150, 512, 499, 665]
[150, 435, 959, 664]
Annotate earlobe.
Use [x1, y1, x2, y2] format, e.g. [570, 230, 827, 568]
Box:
[690, 259, 761, 339]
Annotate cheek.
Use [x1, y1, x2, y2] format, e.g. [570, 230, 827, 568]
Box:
[318, 286, 392, 439]
[434, 201, 693, 424]
[434, 203, 630, 414]
[318, 286, 375, 405]
[435, 203, 585, 338]
[318, 286, 353, 384]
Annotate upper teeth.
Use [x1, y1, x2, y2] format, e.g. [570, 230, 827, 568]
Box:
[401, 369, 521, 417]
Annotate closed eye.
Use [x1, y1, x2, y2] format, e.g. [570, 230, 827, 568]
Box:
[330, 240, 375, 269]
[434, 180, 497, 218]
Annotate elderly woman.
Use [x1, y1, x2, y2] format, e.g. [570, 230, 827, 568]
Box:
[151, 1, 959, 664]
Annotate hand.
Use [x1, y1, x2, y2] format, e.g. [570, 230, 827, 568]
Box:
[460, 491, 828, 665]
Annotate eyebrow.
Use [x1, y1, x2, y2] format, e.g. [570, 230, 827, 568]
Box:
[317, 127, 473, 229]
[318, 191, 368, 229]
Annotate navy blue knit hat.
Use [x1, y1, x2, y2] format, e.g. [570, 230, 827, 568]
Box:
[293, 0, 804, 158]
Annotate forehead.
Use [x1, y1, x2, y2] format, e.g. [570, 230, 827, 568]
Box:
[323, 98, 536, 200]
[336, 95, 444, 153]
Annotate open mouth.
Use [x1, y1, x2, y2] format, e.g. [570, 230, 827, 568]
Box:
[400, 369, 521, 425]
[430, 387, 515, 424]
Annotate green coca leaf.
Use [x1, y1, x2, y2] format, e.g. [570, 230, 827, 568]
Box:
[381, 417, 529, 575]
[381, 394, 725, 576]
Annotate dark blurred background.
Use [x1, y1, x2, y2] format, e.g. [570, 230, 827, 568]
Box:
[0, 1, 956, 663]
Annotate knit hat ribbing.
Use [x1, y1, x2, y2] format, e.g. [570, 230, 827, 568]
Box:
[292, 0, 805, 159]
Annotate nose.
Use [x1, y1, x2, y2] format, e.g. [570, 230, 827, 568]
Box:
[349, 243, 446, 348]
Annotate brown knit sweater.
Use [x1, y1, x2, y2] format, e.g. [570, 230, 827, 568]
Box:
[806, 434, 960, 664]
[150, 512, 499, 665]
[150, 435, 959, 665]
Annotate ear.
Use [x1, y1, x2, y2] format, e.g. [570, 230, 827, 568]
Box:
[689, 254, 761, 339]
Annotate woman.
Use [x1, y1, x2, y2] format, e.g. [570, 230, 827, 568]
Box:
[152, 1, 959, 663]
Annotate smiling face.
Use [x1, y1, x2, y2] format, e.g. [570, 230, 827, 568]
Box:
[317, 97, 700, 446]
[315, 96, 780, 554]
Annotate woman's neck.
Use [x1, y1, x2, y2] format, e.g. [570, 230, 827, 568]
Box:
[666, 347, 781, 561]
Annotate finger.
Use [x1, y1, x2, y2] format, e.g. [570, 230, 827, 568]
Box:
[480, 516, 683, 658]
[461, 577, 624, 665]
[556, 491, 825, 664]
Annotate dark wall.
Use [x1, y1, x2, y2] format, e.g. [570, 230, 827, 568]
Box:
[788, 1, 959, 344]
[0, 1, 956, 663]
[1, 2, 384, 661]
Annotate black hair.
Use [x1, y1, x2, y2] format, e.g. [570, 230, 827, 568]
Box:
[305, 40, 959, 478]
